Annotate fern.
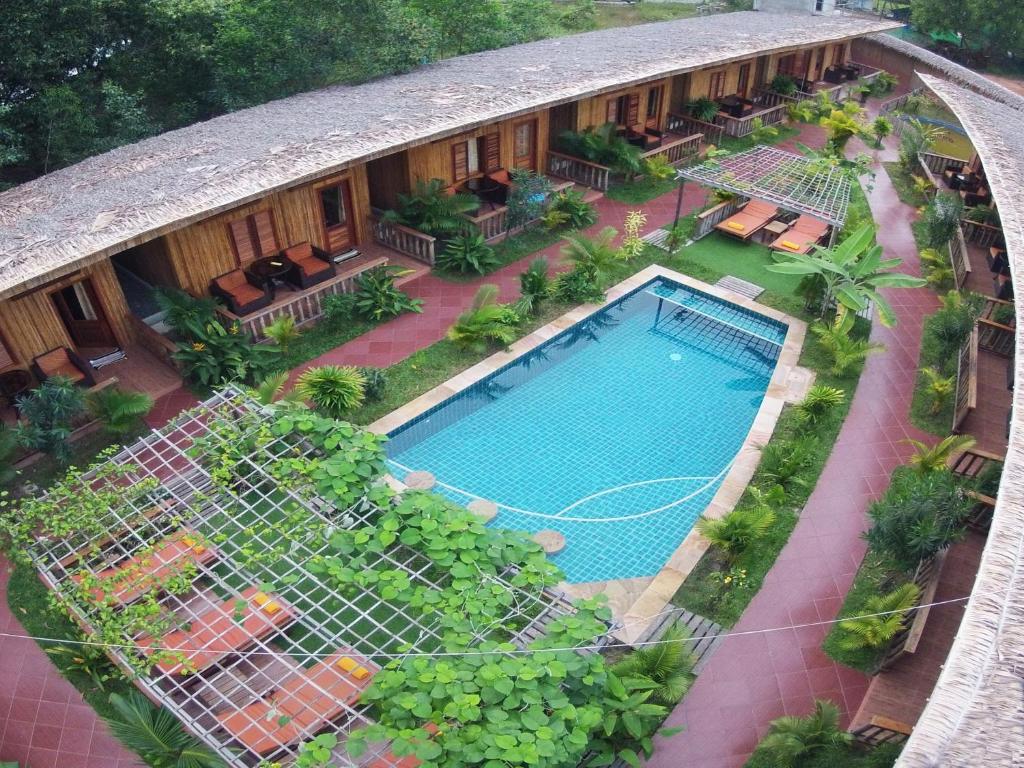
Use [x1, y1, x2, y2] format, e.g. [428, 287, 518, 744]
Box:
[104, 691, 225, 768]
[697, 505, 776, 560]
[905, 434, 976, 474]
[837, 582, 921, 651]
[447, 284, 520, 353]
[612, 625, 696, 706]
[755, 700, 851, 767]
[86, 387, 154, 436]
[795, 385, 845, 424]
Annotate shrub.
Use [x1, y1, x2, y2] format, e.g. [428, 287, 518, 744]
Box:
[506, 169, 554, 231]
[835, 582, 921, 651]
[263, 314, 299, 353]
[696, 505, 776, 561]
[385, 177, 477, 237]
[864, 468, 973, 571]
[154, 287, 220, 340]
[321, 292, 358, 325]
[545, 188, 597, 230]
[642, 153, 675, 181]
[557, 123, 642, 175]
[296, 365, 366, 417]
[611, 624, 695, 706]
[897, 118, 943, 172]
[514, 258, 550, 317]
[435, 231, 499, 275]
[758, 437, 816, 490]
[752, 699, 852, 766]
[85, 387, 154, 436]
[14, 377, 86, 463]
[918, 367, 954, 416]
[812, 314, 883, 376]
[0, 423, 17, 486]
[919, 191, 963, 248]
[172, 320, 277, 389]
[447, 284, 520, 353]
[358, 367, 388, 402]
[748, 116, 778, 144]
[103, 690, 225, 768]
[554, 261, 604, 304]
[353, 266, 423, 321]
[869, 71, 898, 96]
[619, 210, 647, 261]
[769, 74, 798, 96]
[871, 116, 892, 146]
[905, 434, 976, 475]
[921, 292, 983, 369]
[686, 96, 721, 122]
[796, 385, 845, 424]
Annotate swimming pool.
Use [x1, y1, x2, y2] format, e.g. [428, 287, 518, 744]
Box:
[386, 276, 789, 583]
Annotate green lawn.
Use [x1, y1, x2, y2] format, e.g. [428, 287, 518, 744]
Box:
[672, 232, 804, 297]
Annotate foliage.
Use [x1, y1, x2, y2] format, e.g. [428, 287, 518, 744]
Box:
[44, 643, 123, 692]
[172, 319, 277, 390]
[436, 231, 500, 275]
[251, 372, 295, 405]
[752, 700, 852, 767]
[554, 261, 604, 304]
[353, 266, 424, 321]
[0, 424, 17, 487]
[386, 178, 478, 238]
[611, 625, 695, 707]
[820, 107, 867, 156]
[767, 222, 925, 327]
[748, 116, 779, 145]
[642, 152, 675, 181]
[320, 292, 359, 325]
[811, 313, 884, 377]
[919, 247, 953, 290]
[918, 367, 955, 415]
[558, 0, 598, 31]
[85, 387, 154, 436]
[871, 116, 892, 147]
[770, 74, 798, 96]
[868, 71, 898, 96]
[561, 226, 622, 286]
[154, 288, 221, 340]
[514, 258, 551, 317]
[357, 367, 388, 402]
[864, 468, 973, 571]
[835, 582, 921, 651]
[897, 118, 944, 173]
[506, 169, 555, 232]
[14, 377, 86, 463]
[796, 385, 845, 424]
[263, 314, 299, 353]
[910, 0, 1024, 64]
[905, 434, 977, 474]
[447, 284, 521, 352]
[697, 504, 777, 562]
[686, 96, 720, 122]
[964, 203, 1000, 226]
[103, 691, 226, 768]
[296, 365, 367, 417]
[544, 189, 597, 231]
[557, 123, 643, 175]
[921, 291, 983, 368]
[758, 438, 817, 490]
[919, 191, 964, 248]
[619, 210, 648, 261]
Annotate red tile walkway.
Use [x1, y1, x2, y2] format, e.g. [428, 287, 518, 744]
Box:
[646, 126, 944, 767]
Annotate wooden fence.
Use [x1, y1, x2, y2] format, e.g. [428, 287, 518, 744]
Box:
[642, 132, 703, 165]
[877, 551, 947, 672]
[960, 218, 1003, 248]
[465, 206, 508, 241]
[713, 103, 788, 138]
[950, 445, 1005, 479]
[879, 87, 925, 115]
[977, 317, 1015, 358]
[952, 327, 979, 431]
[546, 150, 611, 191]
[371, 214, 437, 265]
[949, 222, 971, 290]
[693, 199, 745, 240]
[666, 113, 724, 146]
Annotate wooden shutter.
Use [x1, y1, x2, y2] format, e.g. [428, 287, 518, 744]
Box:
[606, 98, 618, 124]
[452, 141, 469, 181]
[229, 218, 258, 266]
[627, 94, 640, 127]
[252, 210, 278, 256]
[482, 133, 500, 172]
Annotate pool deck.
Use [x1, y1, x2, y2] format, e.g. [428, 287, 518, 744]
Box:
[370, 265, 809, 638]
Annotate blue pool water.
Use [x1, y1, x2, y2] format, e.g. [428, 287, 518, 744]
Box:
[387, 277, 787, 582]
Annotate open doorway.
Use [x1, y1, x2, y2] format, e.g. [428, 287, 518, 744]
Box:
[51, 278, 117, 349]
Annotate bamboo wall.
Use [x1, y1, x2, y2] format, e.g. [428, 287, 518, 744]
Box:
[0, 259, 134, 369]
[162, 166, 372, 296]
[404, 113, 552, 188]
[574, 78, 671, 131]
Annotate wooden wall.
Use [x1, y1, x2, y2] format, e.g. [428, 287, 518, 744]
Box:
[162, 165, 372, 296]
[574, 78, 671, 131]
[404, 112, 552, 188]
[0, 259, 134, 370]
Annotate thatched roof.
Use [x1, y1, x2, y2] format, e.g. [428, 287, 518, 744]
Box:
[0, 11, 897, 300]
[896, 74, 1024, 768]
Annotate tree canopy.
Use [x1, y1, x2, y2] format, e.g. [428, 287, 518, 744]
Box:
[910, 0, 1024, 63]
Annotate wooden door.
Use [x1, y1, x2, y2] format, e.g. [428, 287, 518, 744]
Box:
[737, 64, 751, 99]
[319, 180, 355, 254]
[51, 279, 117, 348]
[513, 119, 537, 171]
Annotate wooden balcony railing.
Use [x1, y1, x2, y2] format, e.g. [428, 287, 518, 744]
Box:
[546, 150, 611, 191]
[371, 214, 437, 265]
[713, 103, 788, 138]
[693, 199, 745, 240]
[949, 222, 971, 290]
[666, 113, 724, 146]
[642, 133, 703, 166]
[918, 150, 968, 176]
[950, 445, 1005, 479]
[952, 326, 979, 431]
[851, 717, 912, 747]
[879, 86, 925, 115]
[125, 313, 181, 373]
[465, 205, 509, 242]
[877, 551, 947, 671]
[751, 88, 800, 108]
[960, 218, 1003, 248]
[977, 317, 1014, 358]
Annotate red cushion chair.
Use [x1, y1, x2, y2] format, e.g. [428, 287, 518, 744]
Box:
[31, 347, 95, 387]
[210, 270, 274, 316]
[283, 243, 336, 289]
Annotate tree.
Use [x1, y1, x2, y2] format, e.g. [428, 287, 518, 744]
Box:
[910, 0, 1024, 63]
[754, 700, 852, 767]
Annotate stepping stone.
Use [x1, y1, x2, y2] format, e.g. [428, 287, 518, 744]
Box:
[715, 274, 764, 300]
[404, 471, 435, 490]
[533, 529, 566, 554]
[467, 499, 498, 522]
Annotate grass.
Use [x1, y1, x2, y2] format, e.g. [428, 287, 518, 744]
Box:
[909, 305, 958, 436]
[273, 316, 378, 371]
[883, 161, 928, 209]
[669, 232, 803, 298]
[605, 174, 677, 205]
[583, 1, 698, 30]
[719, 124, 799, 155]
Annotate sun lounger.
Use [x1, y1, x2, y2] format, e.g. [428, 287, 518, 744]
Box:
[73, 528, 216, 605]
[714, 200, 780, 241]
[216, 649, 379, 754]
[366, 723, 440, 768]
[141, 586, 295, 676]
[769, 215, 830, 254]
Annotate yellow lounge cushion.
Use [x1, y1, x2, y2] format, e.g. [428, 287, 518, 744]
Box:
[726, 221, 745, 231]
[352, 666, 371, 680]
[252, 591, 270, 605]
[336, 656, 358, 672]
[780, 240, 801, 250]
[253, 591, 282, 612]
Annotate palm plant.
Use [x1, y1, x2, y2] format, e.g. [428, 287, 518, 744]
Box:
[767, 222, 925, 327]
[86, 387, 155, 436]
[103, 691, 226, 768]
[758, 437, 816, 490]
[836, 582, 921, 651]
[561, 226, 621, 286]
[872, 115, 892, 147]
[820, 108, 865, 156]
[296, 365, 366, 417]
[748, 116, 778, 145]
[435, 232, 499, 275]
[796, 385, 845, 424]
[514, 258, 550, 317]
[612, 625, 696, 706]
[353, 266, 423, 321]
[263, 314, 299, 354]
[154, 287, 220, 340]
[387, 178, 478, 237]
[755, 699, 852, 767]
[905, 434, 976, 474]
[919, 367, 955, 416]
[250, 372, 301, 405]
[687, 96, 720, 122]
[697, 505, 776, 561]
[811, 313, 884, 377]
[448, 284, 520, 353]
[358, 367, 388, 402]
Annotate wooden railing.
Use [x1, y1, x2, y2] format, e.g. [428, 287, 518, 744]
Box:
[950, 445, 1005, 479]
[125, 313, 181, 373]
[642, 133, 703, 166]
[371, 214, 437, 265]
[546, 150, 610, 191]
[465, 206, 509, 242]
[693, 199, 745, 240]
[949, 222, 971, 290]
[878, 551, 947, 671]
[952, 327, 979, 432]
[880, 86, 925, 115]
[918, 150, 968, 176]
[960, 218, 1003, 248]
[965, 490, 997, 533]
[851, 717, 912, 747]
[666, 113, 724, 146]
[713, 103, 788, 138]
[977, 317, 1015, 358]
[750, 87, 800, 108]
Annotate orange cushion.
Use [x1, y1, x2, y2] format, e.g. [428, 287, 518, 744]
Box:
[780, 240, 801, 250]
[230, 283, 265, 304]
[726, 221, 746, 231]
[53, 362, 86, 382]
[216, 271, 247, 290]
[488, 169, 511, 186]
[284, 243, 313, 261]
[296, 257, 331, 278]
[35, 348, 72, 373]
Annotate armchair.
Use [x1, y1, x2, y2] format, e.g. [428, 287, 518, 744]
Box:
[210, 269, 274, 316]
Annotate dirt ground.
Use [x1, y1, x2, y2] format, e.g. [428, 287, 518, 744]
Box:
[982, 72, 1024, 98]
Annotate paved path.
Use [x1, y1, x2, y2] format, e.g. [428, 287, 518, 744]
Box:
[646, 129, 942, 767]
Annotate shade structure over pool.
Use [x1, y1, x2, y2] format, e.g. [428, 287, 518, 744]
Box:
[679, 145, 852, 227]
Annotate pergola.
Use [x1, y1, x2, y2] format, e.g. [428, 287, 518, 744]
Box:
[29, 389, 600, 767]
[677, 145, 853, 245]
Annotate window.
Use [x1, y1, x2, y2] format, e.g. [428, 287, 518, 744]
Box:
[479, 133, 500, 173]
[513, 120, 536, 170]
[646, 86, 663, 120]
[736, 64, 750, 97]
[320, 185, 347, 229]
[228, 210, 278, 266]
[708, 71, 727, 100]
[815, 0, 824, 11]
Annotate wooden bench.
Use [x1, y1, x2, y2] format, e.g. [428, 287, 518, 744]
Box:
[877, 551, 947, 671]
[952, 327, 978, 432]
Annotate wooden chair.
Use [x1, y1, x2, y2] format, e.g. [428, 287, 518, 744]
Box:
[714, 200, 780, 241]
[626, 124, 663, 150]
[31, 347, 95, 387]
[282, 243, 336, 289]
[210, 270, 274, 316]
[769, 215, 830, 254]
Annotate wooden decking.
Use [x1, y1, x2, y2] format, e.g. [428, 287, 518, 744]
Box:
[91, 343, 183, 400]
